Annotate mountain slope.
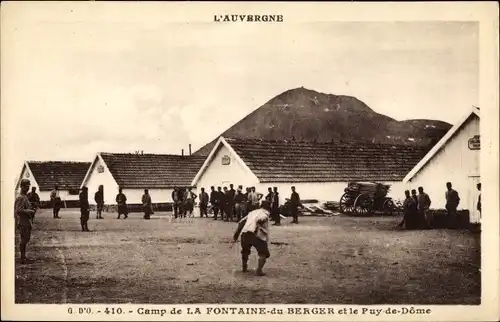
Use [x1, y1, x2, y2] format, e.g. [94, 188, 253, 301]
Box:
[194, 87, 452, 156]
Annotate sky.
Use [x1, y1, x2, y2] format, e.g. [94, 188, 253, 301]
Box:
[2, 4, 479, 187]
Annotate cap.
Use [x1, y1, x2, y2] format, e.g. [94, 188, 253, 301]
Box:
[20, 178, 31, 187]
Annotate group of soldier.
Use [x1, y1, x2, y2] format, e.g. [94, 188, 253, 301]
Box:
[398, 182, 480, 230]
[193, 184, 302, 225]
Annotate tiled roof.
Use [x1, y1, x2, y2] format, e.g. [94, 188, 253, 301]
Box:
[99, 153, 206, 189]
[27, 161, 91, 191]
[224, 137, 430, 183]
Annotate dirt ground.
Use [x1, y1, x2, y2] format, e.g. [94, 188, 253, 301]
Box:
[14, 209, 480, 304]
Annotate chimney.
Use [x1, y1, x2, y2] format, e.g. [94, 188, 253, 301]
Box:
[182, 149, 184, 156]
[189, 144, 192, 156]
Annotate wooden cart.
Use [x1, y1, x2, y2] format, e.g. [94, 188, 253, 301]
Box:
[339, 181, 396, 215]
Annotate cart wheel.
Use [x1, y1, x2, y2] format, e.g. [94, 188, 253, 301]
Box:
[339, 193, 355, 214]
[383, 199, 395, 216]
[354, 193, 373, 215]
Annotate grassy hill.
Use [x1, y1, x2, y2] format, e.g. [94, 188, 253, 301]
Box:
[194, 87, 451, 156]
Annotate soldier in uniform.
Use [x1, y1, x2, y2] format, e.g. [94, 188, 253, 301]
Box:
[221, 187, 229, 221]
[271, 187, 281, 226]
[184, 187, 197, 217]
[233, 200, 272, 276]
[234, 186, 246, 222]
[445, 182, 460, 228]
[94, 185, 104, 219]
[248, 187, 263, 213]
[171, 186, 180, 218]
[15, 179, 36, 264]
[398, 190, 417, 230]
[116, 187, 128, 219]
[50, 185, 62, 219]
[289, 186, 302, 224]
[27, 186, 40, 222]
[199, 187, 209, 218]
[210, 186, 219, 219]
[226, 184, 236, 222]
[79, 187, 90, 231]
[142, 189, 154, 220]
[417, 187, 432, 228]
[476, 183, 481, 219]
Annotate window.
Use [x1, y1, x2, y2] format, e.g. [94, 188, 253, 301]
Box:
[68, 189, 79, 195]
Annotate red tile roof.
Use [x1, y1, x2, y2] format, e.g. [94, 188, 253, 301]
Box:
[99, 153, 206, 189]
[224, 137, 430, 183]
[27, 161, 91, 191]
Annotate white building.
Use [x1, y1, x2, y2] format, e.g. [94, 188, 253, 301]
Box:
[15, 161, 91, 206]
[191, 137, 429, 205]
[80, 152, 206, 206]
[403, 107, 481, 223]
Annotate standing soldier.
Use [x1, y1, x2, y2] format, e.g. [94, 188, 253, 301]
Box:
[265, 187, 273, 203]
[116, 187, 128, 219]
[234, 186, 246, 222]
[94, 185, 104, 219]
[227, 184, 236, 221]
[210, 186, 219, 219]
[445, 182, 460, 228]
[142, 189, 153, 220]
[27, 187, 40, 222]
[417, 187, 431, 229]
[199, 187, 209, 218]
[221, 187, 229, 221]
[398, 190, 417, 230]
[232, 200, 272, 276]
[15, 179, 36, 264]
[50, 185, 62, 219]
[79, 187, 90, 232]
[244, 187, 251, 216]
[271, 187, 281, 226]
[184, 187, 197, 217]
[215, 187, 224, 220]
[172, 187, 180, 218]
[289, 186, 302, 224]
[249, 187, 263, 213]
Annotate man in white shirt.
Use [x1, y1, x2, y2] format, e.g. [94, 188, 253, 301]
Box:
[233, 200, 271, 276]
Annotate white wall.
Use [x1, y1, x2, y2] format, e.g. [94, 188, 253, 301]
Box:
[121, 188, 176, 204]
[83, 156, 120, 205]
[255, 181, 406, 206]
[196, 144, 259, 192]
[407, 115, 480, 223]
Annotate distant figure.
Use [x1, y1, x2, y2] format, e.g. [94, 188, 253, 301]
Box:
[27, 187, 40, 221]
[248, 187, 263, 212]
[417, 187, 432, 229]
[226, 184, 236, 221]
[210, 186, 220, 219]
[142, 189, 153, 220]
[221, 187, 229, 221]
[199, 187, 209, 218]
[289, 186, 302, 224]
[244, 187, 251, 216]
[177, 187, 186, 218]
[411, 189, 419, 210]
[184, 187, 197, 217]
[271, 187, 281, 226]
[445, 182, 460, 228]
[234, 186, 246, 222]
[172, 187, 180, 218]
[214, 187, 225, 220]
[15, 179, 36, 264]
[94, 185, 104, 219]
[79, 187, 90, 232]
[116, 188, 128, 219]
[265, 187, 273, 203]
[398, 190, 417, 230]
[233, 200, 271, 276]
[50, 185, 62, 219]
[477, 183, 481, 219]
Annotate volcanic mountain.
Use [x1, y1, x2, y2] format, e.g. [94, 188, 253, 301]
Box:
[194, 87, 452, 156]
